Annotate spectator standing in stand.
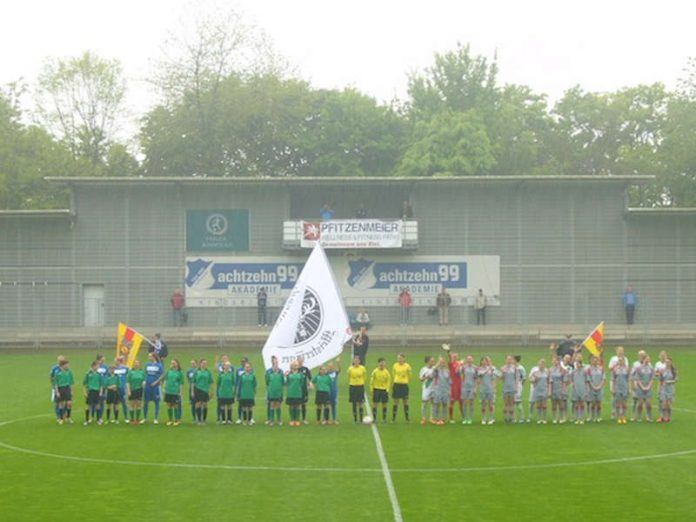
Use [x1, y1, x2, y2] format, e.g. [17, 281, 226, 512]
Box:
[355, 204, 368, 219]
[401, 200, 414, 219]
[474, 289, 487, 325]
[399, 287, 412, 326]
[320, 203, 334, 220]
[257, 287, 268, 327]
[436, 287, 452, 326]
[355, 309, 371, 330]
[171, 288, 185, 327]
[623, 286, 637, 325]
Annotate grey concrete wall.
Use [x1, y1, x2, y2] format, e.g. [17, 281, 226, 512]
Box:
[0, 179, 694, 328]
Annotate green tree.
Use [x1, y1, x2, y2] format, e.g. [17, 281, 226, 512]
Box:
[141, 75, 312, 177]
[656, 95, 696, 206]
[403, 44, 555, 176]
[489, 85, 554, 175]
[151, 7, 289, 176]
[103, 143, 141, 177]
[302, 89, 407, 177]
[552, 84, 667, 179]
[406, 43, 499, 122]
[34, 51, 126, 166]
[141, 75, 406, 178]
[0, 85, 86, 208]
[397, 111, 495, 176]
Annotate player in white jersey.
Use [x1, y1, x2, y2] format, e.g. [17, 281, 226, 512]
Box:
[513, 357, 526, 423]
[526, 364, 538, 422]
[608, 346, 629, 418]
[634, 355, 655, 422]
[654, 351, 668, 373]
[630, 350, 647, 421]
[459, 355, 478, 425]
[477, 356, 501, 425]
[419, 356, 436, 425]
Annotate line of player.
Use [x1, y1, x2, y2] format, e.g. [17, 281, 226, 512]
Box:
[415, 346, 678, 426]
[48, 346, 677, 427]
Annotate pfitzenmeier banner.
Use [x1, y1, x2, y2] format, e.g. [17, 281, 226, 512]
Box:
[300, 219, 403, 248]
[185, 255, 500, 307]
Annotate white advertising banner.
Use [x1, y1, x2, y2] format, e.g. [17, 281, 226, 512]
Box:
[261, 244, 352, 371]
[300, 219, 403, 248]
[185, 254, 500, 307]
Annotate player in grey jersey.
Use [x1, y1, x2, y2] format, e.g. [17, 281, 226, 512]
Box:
[612, 356, 630, 424]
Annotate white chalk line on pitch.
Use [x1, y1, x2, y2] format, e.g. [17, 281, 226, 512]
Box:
[364, 395, 404, 522]
[0, 412, 695, 475]
[673, 407, 696, 414]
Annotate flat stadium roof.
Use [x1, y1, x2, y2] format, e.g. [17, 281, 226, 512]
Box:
[627, 207, 696, 216]
[45, 175, 655, 186]
[0, 209, 72, 218]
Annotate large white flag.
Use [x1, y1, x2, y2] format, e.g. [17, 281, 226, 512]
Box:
[262, 243, 352, 371]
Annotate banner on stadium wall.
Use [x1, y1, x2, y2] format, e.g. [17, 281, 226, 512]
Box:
[185, 254, 500, 307]
[300, 219, 403, 248]
[186, 209, 250, 252]
[338, 255, 500, 306]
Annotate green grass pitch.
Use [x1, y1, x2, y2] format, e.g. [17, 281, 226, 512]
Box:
[1, 346, 695, 521]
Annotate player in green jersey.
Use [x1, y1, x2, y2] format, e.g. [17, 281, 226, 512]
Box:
[104, 366, 121, 423]
[163, 359, 184, 426]
[286, 361, 305, 427]
[265, 356, 285, 426]
[54, 359, 74, 424]
[127, 359, 146, 423]
[83, 361, 104, 426]
[193, 359, 214, 425]
[217, 362, 236, 424]
[312, 365, 333, 425]
[238, 362, 257, 425]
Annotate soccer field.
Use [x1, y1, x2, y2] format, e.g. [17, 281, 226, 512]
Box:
[1, 346, 695, 521]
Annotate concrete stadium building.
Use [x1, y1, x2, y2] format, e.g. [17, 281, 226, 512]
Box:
[0, 176, 694, 344]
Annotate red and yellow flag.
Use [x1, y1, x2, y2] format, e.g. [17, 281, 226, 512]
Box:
[582, 321, 605, 357]
[116, 322, 145, 369]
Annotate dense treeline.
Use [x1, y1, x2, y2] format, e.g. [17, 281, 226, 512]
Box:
[1, 15, 695, 209]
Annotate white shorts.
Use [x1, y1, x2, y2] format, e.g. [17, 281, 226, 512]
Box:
[514, 382, 523, 403]
[422, 387, 433, 402]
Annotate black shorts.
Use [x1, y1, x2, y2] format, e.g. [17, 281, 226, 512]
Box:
[218, 398, 234, 406]
[87, 389, 101, 406]
[239, 399, 255, 408]
[56, 386, 72, 402]
[349, 385, 365, 403]
[315, 391, 331, 405]
[106, 389, 120, 405]
[129, 388, 143, 401]
[393, 383, 409, 400]
[373, 389, 389, 404]
[194, 388, 209, 403]
[287, 397, 303, 406]
[267, 396, 282, 403]
[164, 393, 180, 404]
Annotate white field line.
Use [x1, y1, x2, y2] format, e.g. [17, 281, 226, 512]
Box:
[364, 394, 403, 522]
[1, 409, 695, 478]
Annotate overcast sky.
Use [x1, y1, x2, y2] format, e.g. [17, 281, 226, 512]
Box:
[2, 0, 694, 126]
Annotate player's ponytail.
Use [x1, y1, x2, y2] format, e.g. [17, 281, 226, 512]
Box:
[668, 358, 676, 379]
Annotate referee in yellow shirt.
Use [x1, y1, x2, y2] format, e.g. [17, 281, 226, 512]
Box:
[347, 356, 367, 423]
[392, 353, 413, 422]
[370, 358, 392, 424]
